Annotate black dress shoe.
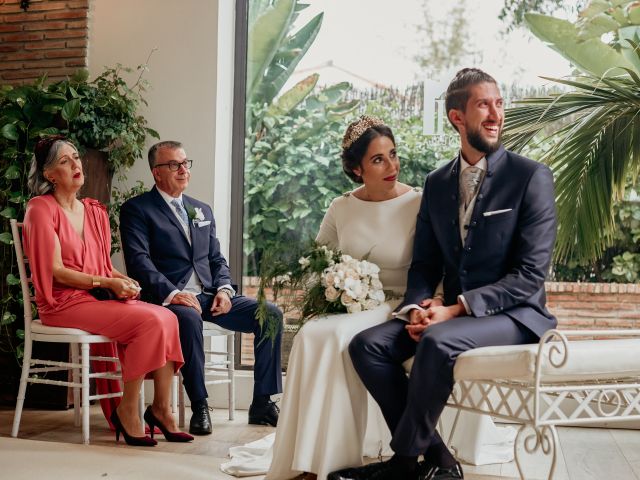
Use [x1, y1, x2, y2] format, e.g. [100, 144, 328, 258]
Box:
[419, 460, 464, 480]
[189, 401, 212, 435]
[248, 398, 279, 426]
[327, 462, 384, 480]
[328, 460, 419, 480]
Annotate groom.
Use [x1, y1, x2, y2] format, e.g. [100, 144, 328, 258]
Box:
[329, 68, 557, 480]
[120, 141, 283, 435]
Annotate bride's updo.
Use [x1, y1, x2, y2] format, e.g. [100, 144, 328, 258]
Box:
[341, 115, 395, 183]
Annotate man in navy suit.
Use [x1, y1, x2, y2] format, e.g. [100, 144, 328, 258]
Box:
[120, 141, 283, 435]
[330, 69, 557, 480]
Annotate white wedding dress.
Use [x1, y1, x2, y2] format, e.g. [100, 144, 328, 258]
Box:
[221, 189, 515, 479]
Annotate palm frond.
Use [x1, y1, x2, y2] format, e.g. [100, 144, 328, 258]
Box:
[504, 72, 640, 262]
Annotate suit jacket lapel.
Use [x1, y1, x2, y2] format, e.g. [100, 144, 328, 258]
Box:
[150, 187, 190, 245]
[447, 157, 463, 250]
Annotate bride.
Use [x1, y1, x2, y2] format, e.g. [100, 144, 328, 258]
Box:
[222, 116, 515, 479]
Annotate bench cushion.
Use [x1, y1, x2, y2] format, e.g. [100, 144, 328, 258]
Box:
[402, 339, 640, 384]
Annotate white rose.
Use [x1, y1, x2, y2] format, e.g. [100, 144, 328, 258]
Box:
[325, 286, 340, 302]
[340, 290, 355, 305]
[347, 302, 362, 313]
[371, 278, 383, 290]
[370, 289, 386, 302]
[364, 299, 380, 310]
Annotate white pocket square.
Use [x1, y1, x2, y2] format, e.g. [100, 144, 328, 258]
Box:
[483, 208, 512, 217]
[197, 220, 211, 227]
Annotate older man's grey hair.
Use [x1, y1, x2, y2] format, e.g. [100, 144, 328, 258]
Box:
[27, 140, 78, 196]
[147, 141, 183, 169]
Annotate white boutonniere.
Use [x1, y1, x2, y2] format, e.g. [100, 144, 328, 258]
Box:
[187, 206, 206, 225]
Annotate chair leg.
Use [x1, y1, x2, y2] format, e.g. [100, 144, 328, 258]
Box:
[81, 343, 90, 445]
[171, 374, 177, 414]
[138, 380, 145, 420]
[71, 343, 81, 427]
[227, 334, 235, 421]
[11, 338, 33, 438]
[178, 372, 185, 428]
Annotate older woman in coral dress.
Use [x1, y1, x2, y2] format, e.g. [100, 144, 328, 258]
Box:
[23, 135, 191, 446]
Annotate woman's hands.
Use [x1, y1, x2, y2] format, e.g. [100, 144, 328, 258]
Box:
[104, 277, 141, 300]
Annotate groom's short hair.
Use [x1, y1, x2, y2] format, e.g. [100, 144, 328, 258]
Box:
[148, 140, 183, 169]
[445, 68, 497, 130]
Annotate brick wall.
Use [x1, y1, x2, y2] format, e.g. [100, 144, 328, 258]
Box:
[0, 0, 89, 84]
[547, 282, 640, 329]
[239, 280, 640, 366]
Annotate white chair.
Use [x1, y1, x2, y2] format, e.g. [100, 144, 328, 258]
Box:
[10, 219, 124, 445]
[175, 322, 235, 427]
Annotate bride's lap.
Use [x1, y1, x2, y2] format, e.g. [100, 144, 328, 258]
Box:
[296, 303, 393, 345]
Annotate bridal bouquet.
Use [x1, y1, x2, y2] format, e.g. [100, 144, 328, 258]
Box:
[316, 251, 385, 314]
[256, 243, 386, 332]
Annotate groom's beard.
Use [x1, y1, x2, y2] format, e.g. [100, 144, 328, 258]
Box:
[466, 125, 502, 155]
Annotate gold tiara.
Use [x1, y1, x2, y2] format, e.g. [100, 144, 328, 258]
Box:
[342, 115, 384, 150]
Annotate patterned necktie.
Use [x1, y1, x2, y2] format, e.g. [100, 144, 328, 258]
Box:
[460, 166, 484, 209]
[171, 199, 189, 225]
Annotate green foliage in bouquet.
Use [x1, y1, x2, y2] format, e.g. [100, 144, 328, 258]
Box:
[255, 242, 344, 338]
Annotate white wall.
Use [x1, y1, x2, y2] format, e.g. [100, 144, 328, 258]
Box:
[88, 0, 231, 254]
[88, 0, 252, 408]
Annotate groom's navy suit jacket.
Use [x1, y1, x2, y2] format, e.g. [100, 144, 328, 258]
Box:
[399, 145, 557, 338]
[119, 186, 232, 305]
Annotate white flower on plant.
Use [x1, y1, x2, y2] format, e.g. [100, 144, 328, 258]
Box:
[299, 256, 311, 268]
[325, 286, 340, 302]
[371, 278, 383, 291]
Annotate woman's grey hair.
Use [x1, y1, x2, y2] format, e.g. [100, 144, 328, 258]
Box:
[27, 140, 78, 196]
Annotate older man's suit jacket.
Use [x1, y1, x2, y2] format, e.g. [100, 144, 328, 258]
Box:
[399, 145, 557, 338]
[119, 186, 232, 304]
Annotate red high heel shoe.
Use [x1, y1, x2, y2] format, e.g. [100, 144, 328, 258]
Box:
[110, 410, 157, 447]
[144, 406, 194, 442]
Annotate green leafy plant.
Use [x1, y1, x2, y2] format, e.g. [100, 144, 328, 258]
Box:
[0, 64, 158, 364]
[65, 64, 159, 173]
[108, 181, 148, 255]
[504, 48, 640, 263]
[524, 0, 640, 76]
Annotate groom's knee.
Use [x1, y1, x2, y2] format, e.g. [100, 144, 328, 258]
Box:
[349, 329, 373, 368]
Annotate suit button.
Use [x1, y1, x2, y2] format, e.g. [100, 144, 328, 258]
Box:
[478, 193, 484, 199]
[461, 269, 467, 275]
[471, 221, 477, 227]
[451, 219, 456, 225]
[486, 310, 491, 315]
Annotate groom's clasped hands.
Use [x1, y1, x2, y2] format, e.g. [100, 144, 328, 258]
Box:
[406, 299, 466, 342]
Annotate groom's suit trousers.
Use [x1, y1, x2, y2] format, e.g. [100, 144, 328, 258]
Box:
[349, 315, 537, 456]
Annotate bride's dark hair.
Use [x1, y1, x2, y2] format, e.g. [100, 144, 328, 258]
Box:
[341, 124, 395, 183]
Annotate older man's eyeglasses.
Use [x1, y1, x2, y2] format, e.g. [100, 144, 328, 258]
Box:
[154, 160, 193, 171]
